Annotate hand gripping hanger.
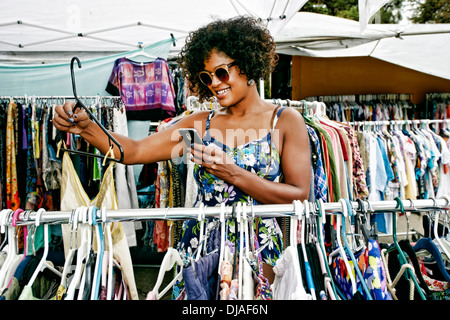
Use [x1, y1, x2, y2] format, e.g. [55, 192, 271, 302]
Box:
[58, 57, 124, 164]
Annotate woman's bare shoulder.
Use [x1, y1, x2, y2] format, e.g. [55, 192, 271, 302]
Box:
[276, 106, 306, 128]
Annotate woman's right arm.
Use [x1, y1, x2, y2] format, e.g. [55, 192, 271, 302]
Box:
[53, 100, 207, 165]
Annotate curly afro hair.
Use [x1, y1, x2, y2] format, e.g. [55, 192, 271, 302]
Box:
[177, 15, 278, 102]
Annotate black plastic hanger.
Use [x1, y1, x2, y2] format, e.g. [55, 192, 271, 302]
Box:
[57, 57, 124, 163]
[356, 199, 378, 245]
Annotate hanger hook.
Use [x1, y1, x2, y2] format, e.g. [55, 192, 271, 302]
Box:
[220, 202, 225, 223]
[356, 199, 367, 215]
[71, 57, 82, 101]
[315, 200, 322, 218]
[439, 195, 450, 208]
[394, 197, 405, 214]
[198, 203, 205, 222]
[237, 202, 242, 224]
[294, 200, 303, 220]
[35, 208, 46, 227]
[406, 198, 416, 212]
[339, 199, 348, 217]
[343, 198, 355, 217]
[430, 198, 438, 208]
[0, 210, 12, 234]
[303, 200, 310, 220]
[317, 199, 326, 225]
[101, 206, 107, 223]
[12, 209, 24, 228]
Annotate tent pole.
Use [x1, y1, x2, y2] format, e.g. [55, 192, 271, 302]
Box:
[259, 78, 265, 99]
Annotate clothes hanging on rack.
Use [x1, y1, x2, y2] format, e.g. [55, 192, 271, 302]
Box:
[2, 94, 448, 301]
[307, 94, 415, 123]
[426, 93, 450, 121]
[141, 98, 450, 277]
[147, 99, 370, 290]
[292, 104, 369, 203]
[0, 198, 448, 300]
[352, 120, 450, 233]
[173, 107, 287, 298]
[170, 65, 189, 115]
[294, 94, 449, 234]
[0, 96, 140, 212]
[331, 239, 392, 300]
[0, 96, 144, 286]
[59, 151, 138, 300]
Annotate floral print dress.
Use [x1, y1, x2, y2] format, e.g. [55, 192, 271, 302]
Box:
[178, 107, 286, 267]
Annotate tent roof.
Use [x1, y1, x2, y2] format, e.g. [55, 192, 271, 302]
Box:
[0, 0, 305, 52]
[1, 1, 449, 80]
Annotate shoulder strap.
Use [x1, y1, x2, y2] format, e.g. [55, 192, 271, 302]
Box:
[205, 110, 215, 132]
[271, 106, 285, 131]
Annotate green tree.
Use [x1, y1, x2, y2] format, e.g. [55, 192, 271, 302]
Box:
[408, 0, 450, 23]
[300, 0, 404, 23]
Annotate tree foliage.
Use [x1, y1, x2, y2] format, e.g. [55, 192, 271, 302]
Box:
[300, 0, 403, 23]
[408, 0, 450, 23]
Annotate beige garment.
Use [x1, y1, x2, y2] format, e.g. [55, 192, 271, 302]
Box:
[357, 132, 369, 174]
[59, 152, 138, 300]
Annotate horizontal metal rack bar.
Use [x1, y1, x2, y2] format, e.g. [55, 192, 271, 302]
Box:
[4, 198, 448, 227]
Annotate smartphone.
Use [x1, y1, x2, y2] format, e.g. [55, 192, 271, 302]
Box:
[179, 128, 203, 147]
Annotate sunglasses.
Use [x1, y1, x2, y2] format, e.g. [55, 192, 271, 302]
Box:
[198, 62, 237, 86]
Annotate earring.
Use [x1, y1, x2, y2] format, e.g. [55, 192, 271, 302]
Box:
[247, 79, 255, 86]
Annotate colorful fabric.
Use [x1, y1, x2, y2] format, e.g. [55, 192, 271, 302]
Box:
[418, 258, 450, 292]
[253, 231, 273, 300]
[332, 239, 392, 300]
[362, 239, 392, 300]
[25, 104, 38, 206]
[6, 99, 20, 210]
[342, 125, 369, 199]
[106, 57, 176, 115]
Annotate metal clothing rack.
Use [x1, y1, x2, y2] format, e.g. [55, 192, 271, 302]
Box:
[426, 93, 450, 101]
[0, 95, 124, 111]
[265, 98, 315, 109]
[304, 93, 414, 104]
[0, 95, 121, 99]
[348, 118, 448, 126]
[6, 198, 449, 227]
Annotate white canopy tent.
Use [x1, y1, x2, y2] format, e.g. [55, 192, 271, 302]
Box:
[0, 0, 310, 95]
[0, 0, 307, 63]
[0, 0, 396, 61]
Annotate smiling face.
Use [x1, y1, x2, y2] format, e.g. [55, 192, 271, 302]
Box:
[202, 50, 251, 108]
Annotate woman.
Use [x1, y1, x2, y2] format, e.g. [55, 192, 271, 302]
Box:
[53, 16, 311, 284]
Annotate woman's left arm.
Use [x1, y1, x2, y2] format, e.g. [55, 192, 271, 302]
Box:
[191, 108, 312, 204]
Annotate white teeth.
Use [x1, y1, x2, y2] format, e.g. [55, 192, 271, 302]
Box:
[217, 88, 230, 95]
